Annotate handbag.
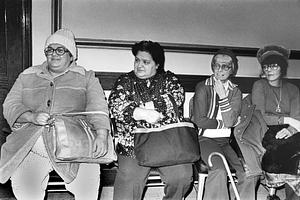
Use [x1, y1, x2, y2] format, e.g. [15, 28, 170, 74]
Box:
[261, 125, 300, 175]
[133, 94, 201, 167]
[51, 111, 117, 164]
[134, 121, 200, 167]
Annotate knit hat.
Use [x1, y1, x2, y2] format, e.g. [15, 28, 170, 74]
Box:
[44, 28, 77, 60]
[211, 48, 238, 76]
[257, 45, 290, 65]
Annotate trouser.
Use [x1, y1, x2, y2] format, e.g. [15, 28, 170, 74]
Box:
[285, 183, 300, 200]
[199, 137, 258, 200]
[113, 154, 193, 200]
[10, 137, 100, 200]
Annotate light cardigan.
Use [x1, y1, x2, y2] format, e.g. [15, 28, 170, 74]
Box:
[0, 61, 110, 183]
[192, 75, 242, 135]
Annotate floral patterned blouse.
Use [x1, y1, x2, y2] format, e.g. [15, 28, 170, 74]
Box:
[108, 70, 184, 157]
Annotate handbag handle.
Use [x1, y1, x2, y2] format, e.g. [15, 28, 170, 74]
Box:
[52, 111, 109, 117]
[168, 94, 182, 123]
[48, 111, 109, 128]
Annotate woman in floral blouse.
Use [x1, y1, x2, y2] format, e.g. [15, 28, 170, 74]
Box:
[108, 40, 193, 200]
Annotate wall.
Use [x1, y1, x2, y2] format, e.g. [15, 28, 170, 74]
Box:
[32, 0, 300, 78]
[32, 0, 300, 117]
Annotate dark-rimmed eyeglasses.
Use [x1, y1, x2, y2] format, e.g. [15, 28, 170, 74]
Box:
[212, 62, 233, 71]
[44, 47, 69, 56]
[262, 64, 280, 71]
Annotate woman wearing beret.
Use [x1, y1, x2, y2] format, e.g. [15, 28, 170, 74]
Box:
[252, 45, 300, 200]
[0, 28, 110, 200]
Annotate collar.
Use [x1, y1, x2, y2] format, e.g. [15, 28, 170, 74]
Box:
[205, 75, 237, 90]
[26, 61, 86, 77]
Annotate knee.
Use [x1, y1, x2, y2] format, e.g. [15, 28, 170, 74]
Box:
[165, 167, 193, 186]
[208, 168, 227, 179]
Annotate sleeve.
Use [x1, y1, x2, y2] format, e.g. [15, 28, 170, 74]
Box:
[192, 83, 219, 129]
[85, 70, 111, 131]
[3, 74, 32, 127]
[252, 80, 281, 125]
[219, 87, 242, 127]
[153, 72, 185, 118]
[108, 74, 139, 126]
[289, 84, 300, 121]
[287, 84, 300, 132]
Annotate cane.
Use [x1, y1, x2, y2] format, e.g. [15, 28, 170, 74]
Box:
[208, 152, 241, 200]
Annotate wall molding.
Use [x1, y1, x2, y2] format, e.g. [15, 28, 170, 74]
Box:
[52, 0, 300, 59]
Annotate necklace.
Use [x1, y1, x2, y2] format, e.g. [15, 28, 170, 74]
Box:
[270, 82, 282, 113]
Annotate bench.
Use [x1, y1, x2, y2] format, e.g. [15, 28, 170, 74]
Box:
[95, 72, 300, 199]
[45, 73, 253, 199]
[3, 72, 300, 199]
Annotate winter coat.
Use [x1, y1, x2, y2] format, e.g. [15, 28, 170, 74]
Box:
[233, 95, 268, 177]
[0, 61, 110, 183]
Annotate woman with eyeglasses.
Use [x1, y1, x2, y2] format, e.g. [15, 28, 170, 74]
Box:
[0, 29, 110, 200]
[252, 45, 300, 200]
[192, 49, 257, 200]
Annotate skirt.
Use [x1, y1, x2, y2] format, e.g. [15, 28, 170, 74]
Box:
[261, 125, 300, 175]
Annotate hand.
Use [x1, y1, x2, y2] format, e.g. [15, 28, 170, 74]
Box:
[30, 112, 51, 126]
[284, 117, 300, 132]
[93, 130, 108, 158]
[144, 109, 163, 124]
[133, 107, 163, 124]
[214, 79, 227, 99]
[275, 128, 293, 139]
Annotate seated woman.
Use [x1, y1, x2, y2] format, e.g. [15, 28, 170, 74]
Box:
[192, 48, 258, 200]
[108, 40, 193, 200]
[0, 28, 110, 200]
[252, 45, 300, 200]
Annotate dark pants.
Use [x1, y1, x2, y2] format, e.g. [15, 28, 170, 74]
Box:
[199, 137, 258, 200]
[113, 154, 193, 200]
[285, 183, 300, 200]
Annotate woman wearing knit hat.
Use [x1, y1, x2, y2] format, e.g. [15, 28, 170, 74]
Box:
[192, 48, 257, 200]
[252, 45, 300, 200]
[0, 28, 111, 200]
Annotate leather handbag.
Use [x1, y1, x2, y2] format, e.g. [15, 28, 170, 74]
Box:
[51, 111, 117, 164]
[133, 95, 201, 167]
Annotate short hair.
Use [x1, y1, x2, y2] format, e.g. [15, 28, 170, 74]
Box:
[132, 40, 165, 74]
[211, 48, 238, 77]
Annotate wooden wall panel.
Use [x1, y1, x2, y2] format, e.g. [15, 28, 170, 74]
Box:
[0, 0, 31, 139]
[96, 72, 299, 94]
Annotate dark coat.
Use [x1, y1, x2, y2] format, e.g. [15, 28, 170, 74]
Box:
[234, 95, 268, 177]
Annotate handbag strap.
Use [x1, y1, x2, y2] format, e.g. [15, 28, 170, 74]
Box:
[53, 111, 109, 117]
[168, 94, 181, 123]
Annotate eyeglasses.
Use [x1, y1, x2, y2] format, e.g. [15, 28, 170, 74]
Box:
[212, 62, 233, 71]
[44, 47, 69, 56]
[262, 64, 280, 71]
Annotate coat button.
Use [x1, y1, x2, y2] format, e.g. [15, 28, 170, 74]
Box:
[50, 82, 53, 87]
[47, 100, 51, 107]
